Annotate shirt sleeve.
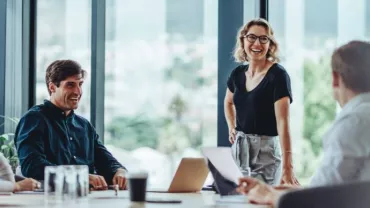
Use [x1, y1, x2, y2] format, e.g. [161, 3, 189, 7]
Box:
[227, 66, 239, 93]
[0, 153, 15, 183]
[0, 179, 14, 192]
[273, 71, 293, 103]
[14, 112, 55, 180]
[309, 115, 369, 187]
[92, 125, 126, 184]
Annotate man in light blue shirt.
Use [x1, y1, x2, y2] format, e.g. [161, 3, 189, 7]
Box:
[309, 92, 370, 186]
[236, 40, 370, 205]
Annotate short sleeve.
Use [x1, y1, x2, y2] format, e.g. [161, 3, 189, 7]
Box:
[227, 70, 236, 93]
[227, 66, 245, 93]
[273, 71, 293, 103]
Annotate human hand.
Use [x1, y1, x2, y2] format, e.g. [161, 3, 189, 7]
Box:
[280, 167, 300, 185]
[89, 174, 108, 190]
[14, 178, 41, 192]
[229, 128, 237, 144]
[112, 168, 127, 190]
[237, 177, 280, 205]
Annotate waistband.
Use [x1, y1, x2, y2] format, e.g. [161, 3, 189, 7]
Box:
[235, 131, 276, 140]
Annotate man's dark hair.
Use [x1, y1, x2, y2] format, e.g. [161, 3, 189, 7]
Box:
[45, 60, 86, 95]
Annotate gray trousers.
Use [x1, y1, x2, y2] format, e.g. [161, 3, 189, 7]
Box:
[231, 131, 282, 185]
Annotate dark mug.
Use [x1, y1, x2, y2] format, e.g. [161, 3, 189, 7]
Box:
[127, 172, 148, 202]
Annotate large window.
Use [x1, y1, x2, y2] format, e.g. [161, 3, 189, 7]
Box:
[36, 0, 91, 120]
[104, 0, 218, 187]
[269, 0, 370, 184]
[33, 0, 370, 187]
[34, 0, 218, 187]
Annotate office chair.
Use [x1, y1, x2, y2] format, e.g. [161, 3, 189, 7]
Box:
[276, 181, 370, 208]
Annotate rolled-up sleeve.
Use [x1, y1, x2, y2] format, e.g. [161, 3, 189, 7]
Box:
[310, 115, 370, 187]
[92, 126, 126, 184]
[14, 112, 55, 180]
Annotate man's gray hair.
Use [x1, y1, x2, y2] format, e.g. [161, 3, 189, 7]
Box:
[331, 40, 370, 92]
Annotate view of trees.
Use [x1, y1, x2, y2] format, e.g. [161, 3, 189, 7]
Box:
[295, 55, 337, 181]
[303, 56, 336, 155]
[105, 94, 198, 152]
[33, 0, 356, 186]
[105, 39, 207, 156]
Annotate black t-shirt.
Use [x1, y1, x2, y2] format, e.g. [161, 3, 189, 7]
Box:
[227, 63, 292, 136]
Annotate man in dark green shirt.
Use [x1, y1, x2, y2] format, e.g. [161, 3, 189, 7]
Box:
[14, 60, 127, 190]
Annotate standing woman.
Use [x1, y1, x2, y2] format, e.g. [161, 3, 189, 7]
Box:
[224, 18, 299, 185]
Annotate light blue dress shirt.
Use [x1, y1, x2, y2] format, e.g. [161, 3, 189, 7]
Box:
[310, 93, 370, 186]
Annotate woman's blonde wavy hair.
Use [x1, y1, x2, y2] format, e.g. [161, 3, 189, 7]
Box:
[233, 18, 280, 63]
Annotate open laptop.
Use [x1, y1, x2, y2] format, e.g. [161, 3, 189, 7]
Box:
[147, 157, 209, 193]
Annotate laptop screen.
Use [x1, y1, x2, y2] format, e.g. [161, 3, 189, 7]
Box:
[207, 159, 241, 196]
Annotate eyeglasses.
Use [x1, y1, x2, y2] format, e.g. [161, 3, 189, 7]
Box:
[243, 34, 270, 44]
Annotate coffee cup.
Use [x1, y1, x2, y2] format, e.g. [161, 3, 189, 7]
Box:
[127, 171, 148, 202]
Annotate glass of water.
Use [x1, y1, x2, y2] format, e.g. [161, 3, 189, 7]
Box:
[61, 165, 77, 200]
[44, 166, 64, 202]
[74, 165, 89, 198]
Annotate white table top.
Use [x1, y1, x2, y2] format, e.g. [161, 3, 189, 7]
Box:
[0, 190, 270, 208]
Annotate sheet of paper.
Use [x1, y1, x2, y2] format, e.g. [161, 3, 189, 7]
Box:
[202, 147, 243, 184]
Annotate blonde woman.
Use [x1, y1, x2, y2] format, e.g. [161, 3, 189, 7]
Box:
[224, 18, 298, 185]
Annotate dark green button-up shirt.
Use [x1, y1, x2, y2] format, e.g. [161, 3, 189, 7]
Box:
[14, 100, 125, 183]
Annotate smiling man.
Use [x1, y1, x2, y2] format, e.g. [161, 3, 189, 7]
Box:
[14, 60, 127, 190]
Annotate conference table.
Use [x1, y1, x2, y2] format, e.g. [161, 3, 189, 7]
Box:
[0, 190, 271, 207]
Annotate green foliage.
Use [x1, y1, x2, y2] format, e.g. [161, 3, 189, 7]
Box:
[0, 134, 18, 170]
[303, 56, 336, 156]
[106, 114, 160, 151]
[0, 116, 19, 128]
[0, 115, 20, 172]
[164, 57, 205, 89]
[168, 94, 188, 121]
[105, 93, 204, 154]
[164, 40, 213, 89]
[157, 121, 191, 154]
[295, 55, 337, 183]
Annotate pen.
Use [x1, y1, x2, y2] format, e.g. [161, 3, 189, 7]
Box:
[115, 184, 119, 196]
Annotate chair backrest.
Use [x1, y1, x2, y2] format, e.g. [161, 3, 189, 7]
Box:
[276, 181, 370, 208]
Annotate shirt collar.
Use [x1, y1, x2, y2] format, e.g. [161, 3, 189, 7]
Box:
[44, 100, 75, 119]
[336, 92, 370, 120]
